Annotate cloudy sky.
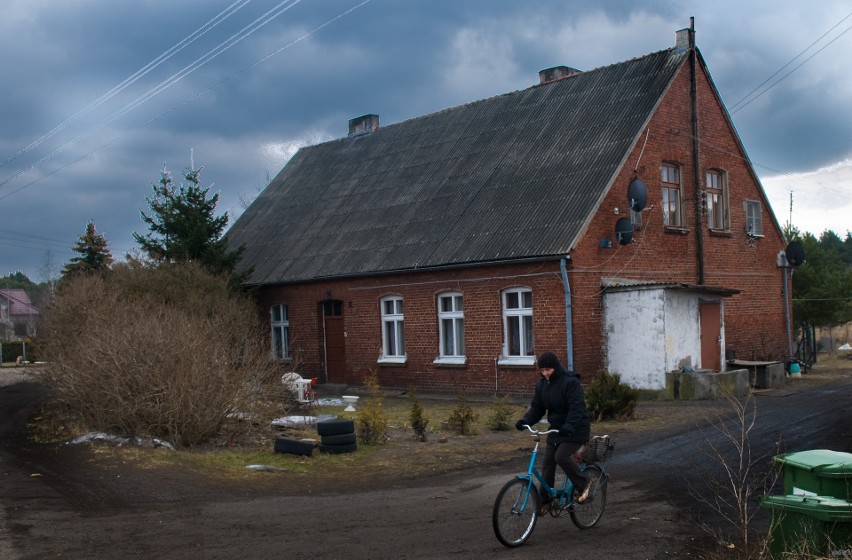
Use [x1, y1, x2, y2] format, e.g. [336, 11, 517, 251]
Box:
[2, 0, 851, 281]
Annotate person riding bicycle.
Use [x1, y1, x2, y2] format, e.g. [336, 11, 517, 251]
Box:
[515, 351, 591, 509]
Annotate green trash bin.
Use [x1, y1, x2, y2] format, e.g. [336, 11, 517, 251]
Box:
[773, 449, 852, 500]
[761, 495, 852, 559]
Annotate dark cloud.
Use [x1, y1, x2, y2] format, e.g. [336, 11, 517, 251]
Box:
[2, 0, 851, 280]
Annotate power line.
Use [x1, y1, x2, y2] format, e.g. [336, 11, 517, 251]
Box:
[730, 12, 852, 114]
[0, 0, 371, 203]
[0, 0, 254, 171]
[0, 0, 305, 193]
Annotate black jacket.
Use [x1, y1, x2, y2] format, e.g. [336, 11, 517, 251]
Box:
[521, 367, 591, 445]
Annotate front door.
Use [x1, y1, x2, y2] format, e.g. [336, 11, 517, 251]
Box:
[322, 300, 346, 384]
[700, 302, 721, 371]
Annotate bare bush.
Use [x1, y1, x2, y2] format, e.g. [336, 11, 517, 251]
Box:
[686, 392, 782, 559]
[38, 262, 280, 447]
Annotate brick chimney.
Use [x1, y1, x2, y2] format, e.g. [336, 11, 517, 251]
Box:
[348, 114, 380, 136]
[538, 66, 582, 84]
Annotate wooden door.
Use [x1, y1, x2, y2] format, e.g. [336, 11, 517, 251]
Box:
[700, 302, 721, 371]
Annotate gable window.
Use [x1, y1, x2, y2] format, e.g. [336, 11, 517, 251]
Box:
[706, 169, 730, 230]
[379, 296, 406, 363]
[661, 163, 684, 227]
[744, 200, 763, 237]
[500, 288, 534, 365]
[270, 304, 290, 361]
[436, 292, 465, 364]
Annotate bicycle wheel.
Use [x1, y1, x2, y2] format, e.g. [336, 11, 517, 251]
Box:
[492, 478, 539, 547]
[569, 464, 607, 530]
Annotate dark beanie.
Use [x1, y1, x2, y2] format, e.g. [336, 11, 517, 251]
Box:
[537, 351, 561, 370]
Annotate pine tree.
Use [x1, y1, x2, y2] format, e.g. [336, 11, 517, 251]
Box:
[62, 221, 114, 278]
[133, 158, 245, 279]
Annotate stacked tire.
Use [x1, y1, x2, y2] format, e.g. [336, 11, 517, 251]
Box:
[317, 419, 357, 454]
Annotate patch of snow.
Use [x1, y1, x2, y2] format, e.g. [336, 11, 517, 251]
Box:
[66, 432, 174, 450]
[271, 414, 338, 427]
[245, 464, 285, 472]
[839, 343, 851, 350]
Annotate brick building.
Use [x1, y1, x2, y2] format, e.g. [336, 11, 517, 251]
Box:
[226, 28, 789, 394]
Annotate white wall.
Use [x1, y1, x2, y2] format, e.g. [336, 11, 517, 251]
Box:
[604, 288, 704, 390]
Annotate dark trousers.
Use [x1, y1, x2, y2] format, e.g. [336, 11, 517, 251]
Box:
[541, 441, 587, 499]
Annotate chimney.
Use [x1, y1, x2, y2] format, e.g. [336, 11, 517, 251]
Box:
[538, 66, 582, 85]
[675, 27, 691, 51]
[348, 114, 380, 136]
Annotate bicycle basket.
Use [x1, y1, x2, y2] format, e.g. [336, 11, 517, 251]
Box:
[579, 435, 612, 463]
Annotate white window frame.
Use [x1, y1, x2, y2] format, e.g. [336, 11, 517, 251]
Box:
[379, 296, 406, 364]
[706, 169, 730, 230]
[744, 199, 763, 237]
[661, 163, 684, 227]
[499, 288, 535, 366]
[435, 292, 465, 365]
[270, 304, 290, 361]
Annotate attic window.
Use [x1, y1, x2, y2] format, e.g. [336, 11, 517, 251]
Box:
[661, 163, 684, 228]
[744, 200, 763, 237]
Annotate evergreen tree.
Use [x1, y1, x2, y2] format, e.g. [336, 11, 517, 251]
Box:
[61, 221, 114, 278]
[133, 159, 245, 279]
[792, 232, 852, 327]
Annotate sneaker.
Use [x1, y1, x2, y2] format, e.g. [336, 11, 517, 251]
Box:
[538, 498, 551, 514]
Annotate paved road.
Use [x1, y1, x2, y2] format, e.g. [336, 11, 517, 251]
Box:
[1, 368, 849, 559]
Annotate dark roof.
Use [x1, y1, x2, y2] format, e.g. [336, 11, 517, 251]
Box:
[228, 47, 690, 286]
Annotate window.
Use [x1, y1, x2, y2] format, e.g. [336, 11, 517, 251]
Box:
[380, 296, 405, 362]
[744, 200, 763, 237]
[501, 288, 534, 364]
[270, 304, 289, 361]
[661, 163, 683, 227]
[706, 169, 730, 230]
[437, 293, 465, 363]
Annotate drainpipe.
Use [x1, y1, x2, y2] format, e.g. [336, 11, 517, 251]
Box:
[560, 257, 574, 371]
[688, 17, 706, 285]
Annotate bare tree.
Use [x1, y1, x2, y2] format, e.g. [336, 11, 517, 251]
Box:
[686, 392, 782, 559]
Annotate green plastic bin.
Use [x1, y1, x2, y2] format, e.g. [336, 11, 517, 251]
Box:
[773, 449, 852, 500]
[761, 495, 852, 559]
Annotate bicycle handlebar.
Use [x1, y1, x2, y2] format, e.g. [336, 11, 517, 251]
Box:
[520, 425, 558, 435]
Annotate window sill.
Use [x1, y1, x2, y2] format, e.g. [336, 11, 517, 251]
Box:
[377, 356, 407, 366]
[497, 356, 536, 368]
[709, 228, 733, 237]
[433, 357, 467, 367]
[664, 226, 690, 235]
[746, 233, 764, 239]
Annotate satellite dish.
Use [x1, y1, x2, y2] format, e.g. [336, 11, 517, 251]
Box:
[786, 241, 805, 267]
[615, 217, 633, 245]
[627, 178, 648, 211]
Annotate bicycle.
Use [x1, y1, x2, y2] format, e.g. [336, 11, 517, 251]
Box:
[492, 426, 613, 547]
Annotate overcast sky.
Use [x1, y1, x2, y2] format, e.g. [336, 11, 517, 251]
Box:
[2, 0, 851, 282]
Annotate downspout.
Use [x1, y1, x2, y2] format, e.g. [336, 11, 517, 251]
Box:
[560, 257, 574, 371]
[688, 17, 706, 285]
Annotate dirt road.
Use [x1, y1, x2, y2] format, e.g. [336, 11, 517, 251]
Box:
[1, 367, 850, 559]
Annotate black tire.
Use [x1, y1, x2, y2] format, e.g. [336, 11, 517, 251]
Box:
[321, 432, 356, 445]
[274, 437, 314, 456]
[492, 478, 538, 547]
[570, 464, 607, 530]
[319, 442, 357, 454]
[317, 419, 355, 436]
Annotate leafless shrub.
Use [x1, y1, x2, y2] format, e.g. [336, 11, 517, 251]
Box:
[686, 392, 782, 559]
[38, 262, 280, 447]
